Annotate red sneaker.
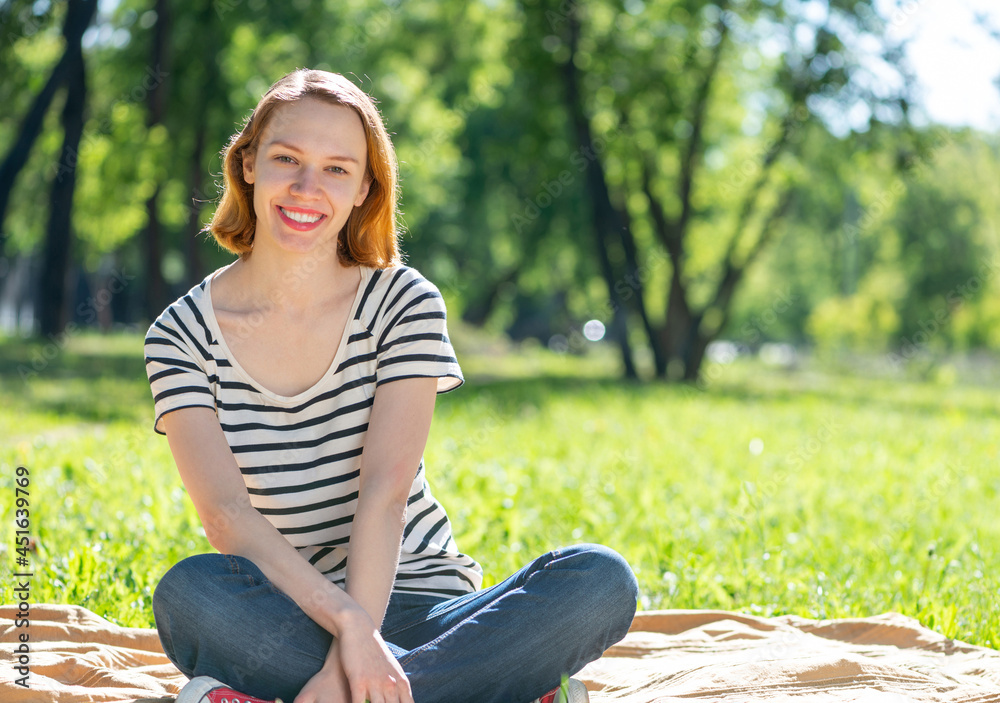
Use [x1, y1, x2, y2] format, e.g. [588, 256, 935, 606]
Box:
[532, 677, 589, 703]
[175, 675, 283, 703]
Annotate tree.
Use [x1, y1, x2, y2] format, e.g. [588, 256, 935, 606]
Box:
[36, 0, 98, 336]
[140, 0, 170, 321]
[509, 0, 915, 381]
[0, 0, 91, 249]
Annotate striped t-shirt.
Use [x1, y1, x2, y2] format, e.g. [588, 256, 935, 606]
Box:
[144, 263, 483, 598]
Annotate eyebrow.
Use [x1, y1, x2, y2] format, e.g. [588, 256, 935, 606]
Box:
[266, 139, 361, 165]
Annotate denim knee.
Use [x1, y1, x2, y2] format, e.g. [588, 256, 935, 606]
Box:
[554, 543, 638, 640]
[152, 553, 228, 666]
[153, 554, 224, 615]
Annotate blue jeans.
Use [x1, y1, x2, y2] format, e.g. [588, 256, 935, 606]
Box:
[152, 544, 638, 703]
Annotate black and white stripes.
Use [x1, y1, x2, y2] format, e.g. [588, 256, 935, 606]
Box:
[144, 264, 482, 598]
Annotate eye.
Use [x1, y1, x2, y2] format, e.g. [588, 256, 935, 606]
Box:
[327, 165, 348, 174]
[275, 155, 295, 164]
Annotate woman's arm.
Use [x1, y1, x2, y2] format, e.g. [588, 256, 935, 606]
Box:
[345, 375, 440, 627]
[161, 407, 365, 634]
[160, 407, 411, 703]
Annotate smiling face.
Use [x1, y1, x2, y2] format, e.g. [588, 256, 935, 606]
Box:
[242, 97, 371, 257]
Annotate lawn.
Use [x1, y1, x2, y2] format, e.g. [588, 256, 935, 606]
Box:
[1, 331, 997, 649]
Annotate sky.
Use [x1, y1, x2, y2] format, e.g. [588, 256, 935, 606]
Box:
[879, 0, 1000, 131]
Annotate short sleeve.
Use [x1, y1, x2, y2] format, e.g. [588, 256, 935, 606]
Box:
[144, 313, 217, 435]
[374, 271, 464, 394]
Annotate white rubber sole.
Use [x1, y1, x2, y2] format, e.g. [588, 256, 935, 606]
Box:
[536, 678, 589, 703]
[175, 676, 227, 703]
[563, 678, 590, 703]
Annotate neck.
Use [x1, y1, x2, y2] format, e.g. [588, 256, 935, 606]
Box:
[231, 238, 360, 314]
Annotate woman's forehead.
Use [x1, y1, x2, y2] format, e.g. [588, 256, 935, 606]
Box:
[260, 98, 367, 157]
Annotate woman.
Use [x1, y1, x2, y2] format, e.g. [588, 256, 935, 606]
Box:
[145, 68, 637, 703]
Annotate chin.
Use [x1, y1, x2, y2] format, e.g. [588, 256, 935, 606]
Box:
[275, 230, 341, 259]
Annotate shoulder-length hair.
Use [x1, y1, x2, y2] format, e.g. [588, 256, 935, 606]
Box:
[206, 69, 402, 268]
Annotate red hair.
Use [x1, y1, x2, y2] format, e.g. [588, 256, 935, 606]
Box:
[206, 69, 401, 268]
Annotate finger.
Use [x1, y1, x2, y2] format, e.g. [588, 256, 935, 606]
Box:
[384, 674, 409, 703]
[384, 681, 402, 703]
[350, 683, 370, 703]
[380, 664, 410, 703]
[374, 674, 403, 703]
[399, 679, 414, 703]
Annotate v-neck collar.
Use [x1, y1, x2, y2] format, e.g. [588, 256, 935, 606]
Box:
[202, 263, 371, 405]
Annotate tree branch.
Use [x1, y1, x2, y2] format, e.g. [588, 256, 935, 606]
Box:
[640, 157, 680, 263]
[675, 7, 730, 237]
[716, 102, 799, 280]
[709, 188, 795, 316]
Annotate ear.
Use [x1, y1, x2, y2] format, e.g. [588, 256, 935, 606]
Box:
[354, 174, 372, 208]
[242, 149, 256, 185]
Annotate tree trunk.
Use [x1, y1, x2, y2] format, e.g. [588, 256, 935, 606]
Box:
[144, 186, 165, 320]
[617, 205, 667, 376]
[661, 14, 729, 381]
[143, 0, 171, 320]
[0, 55, 70, 241]
[462, 264, 522, 327]
[684, 328, 710, 382]
[662, 267, 693, 370]
[593, 227, 638, 379]
[0, 0, 96, 247]
[38, 17, 91, 337]
[558, 7, 641, 378]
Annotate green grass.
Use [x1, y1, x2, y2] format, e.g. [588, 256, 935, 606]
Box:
[0, 332, 998, 649]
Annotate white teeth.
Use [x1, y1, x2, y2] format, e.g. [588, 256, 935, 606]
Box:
[280, 207, 323, 223]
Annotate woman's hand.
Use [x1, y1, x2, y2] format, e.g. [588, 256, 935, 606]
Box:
[294, 612, 412, 703]
[293, 658, 350, 703]
[339, 622, 413, 703]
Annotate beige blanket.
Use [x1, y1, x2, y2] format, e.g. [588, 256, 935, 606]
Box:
[2, 604, 999, 702]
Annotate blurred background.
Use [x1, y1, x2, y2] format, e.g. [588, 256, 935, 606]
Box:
[2, 0, 1000, 382]
[3, 0, 1000, 643]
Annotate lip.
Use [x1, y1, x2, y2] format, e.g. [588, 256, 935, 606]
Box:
[276, 204, 328, 231]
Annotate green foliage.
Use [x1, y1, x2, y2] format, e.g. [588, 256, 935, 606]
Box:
[952, 295, 1000, 351]
[805, 269, 903, 352]
[796, 129, 1000, 355]
[2, 0, 1000, 376]
[1, 333, 998, 649]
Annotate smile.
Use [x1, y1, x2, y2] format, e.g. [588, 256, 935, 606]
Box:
[278, 206, 325, 224]
[276, 205, 328, 232]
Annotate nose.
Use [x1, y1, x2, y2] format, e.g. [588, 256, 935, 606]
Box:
[289, 165, 321, 198]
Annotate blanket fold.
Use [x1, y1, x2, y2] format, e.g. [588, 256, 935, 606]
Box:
[3, 604, 999, 702]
